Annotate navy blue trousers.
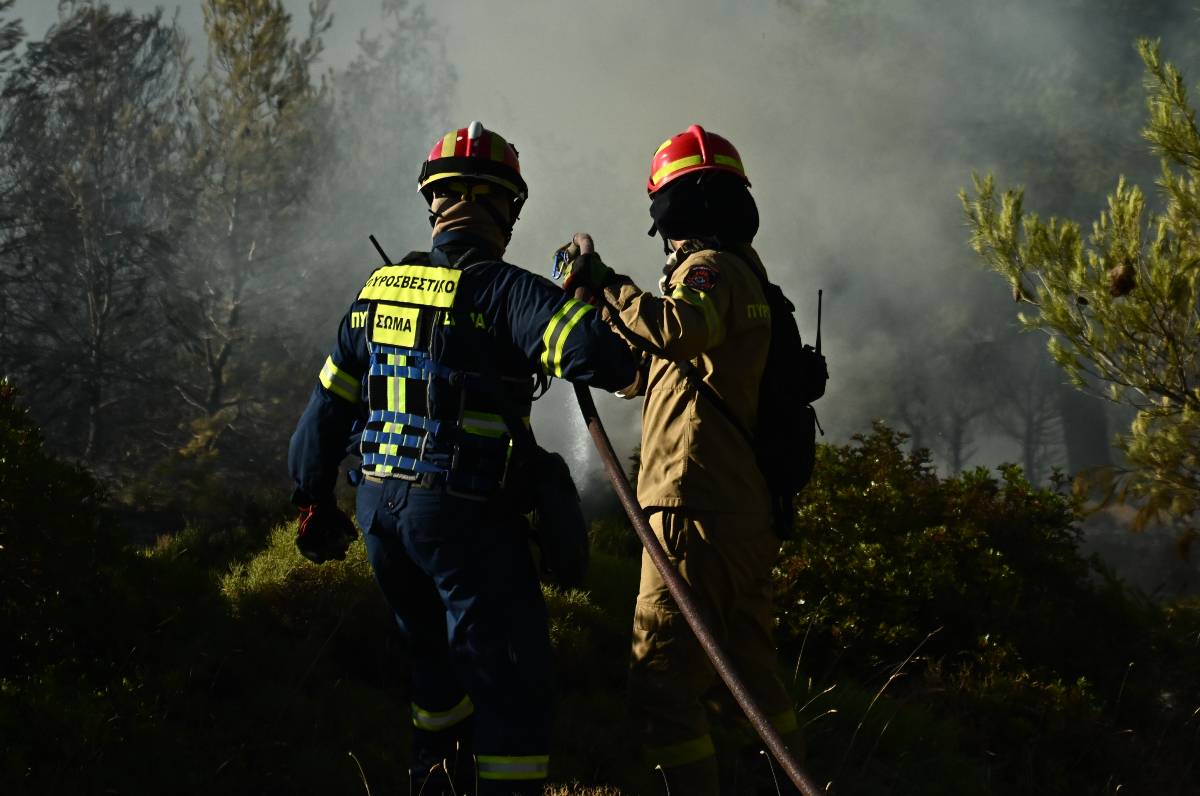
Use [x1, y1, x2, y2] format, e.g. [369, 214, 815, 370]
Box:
[356, 476, 555, 795]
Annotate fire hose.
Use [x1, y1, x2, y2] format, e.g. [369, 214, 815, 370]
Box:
[569, 279, 823, 795]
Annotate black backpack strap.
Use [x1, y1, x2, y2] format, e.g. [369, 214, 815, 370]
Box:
[464, 329, 539, 516]
[725, 246, 775, 310]
[675, 360, 754, 445]
[470, 330, 537, 452]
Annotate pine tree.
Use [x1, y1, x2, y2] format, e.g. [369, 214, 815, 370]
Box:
[0, 2, 186, 469]
[168, 0, 331, 436]
[963, 39, 1200, 544]
[0, 0, 23, 75]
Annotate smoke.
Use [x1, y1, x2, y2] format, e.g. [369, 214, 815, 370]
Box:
[403, 0, 1198, 488]
[10, 1, 1199, 580]
[17, 0, 1192, 478]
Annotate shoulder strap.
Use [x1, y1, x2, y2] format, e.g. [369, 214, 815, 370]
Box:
[470, 328, 538, 453]
[725, 246, 773, 298]
[676, 359, 755, 445]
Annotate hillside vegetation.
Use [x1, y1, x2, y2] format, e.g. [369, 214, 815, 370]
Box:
[3, 385, 1198, 795]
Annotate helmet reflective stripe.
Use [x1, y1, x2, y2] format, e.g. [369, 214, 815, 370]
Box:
[421, 170, 525, 197]
[713, 154, 744, 171]
[642, 733, 716, 769]
[411, 695, 474, 731]
[476, 755, 550, 780]
[539, 298, 594, 378]
[651, 155, 703, 188]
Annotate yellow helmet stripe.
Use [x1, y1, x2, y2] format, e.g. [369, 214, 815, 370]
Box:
[421, 171, 524, 196]
[655, 138, 673, 155]
[651, 154, 703, 186]
[713, 153, 744, 173]
[440, 131, 457, 158]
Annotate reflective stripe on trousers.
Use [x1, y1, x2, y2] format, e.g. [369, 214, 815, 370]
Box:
[476, 754, 550, 780]
[643, 733, 716, 769]
[412, 694, 474, 731]
[729, 708, 799, 747]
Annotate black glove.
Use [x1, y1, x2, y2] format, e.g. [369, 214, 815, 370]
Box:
[296, 502, 358, 564]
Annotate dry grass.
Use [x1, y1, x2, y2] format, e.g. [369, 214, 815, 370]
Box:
[545, 782, 627, 796]
[218, 521, 373, 612]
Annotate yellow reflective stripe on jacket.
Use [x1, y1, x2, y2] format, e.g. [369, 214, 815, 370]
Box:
[476, 755, 550, 780]
[461, 411, 530, 439]
[729, 709, 799, 747]
[319, 356, 359, 403]
[671, 285, 722, 348]
[643, 733, 716, 769]
[539, 298, 594, 377]
[358, 264, 459, 308]
[411, 695, 474, 731]
[652, 154, 703, 186]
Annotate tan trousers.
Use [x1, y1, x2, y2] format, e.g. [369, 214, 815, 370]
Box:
[629, 510, 804, 796]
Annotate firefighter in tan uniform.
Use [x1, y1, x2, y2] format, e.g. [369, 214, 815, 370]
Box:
[558, 126, 805, 796]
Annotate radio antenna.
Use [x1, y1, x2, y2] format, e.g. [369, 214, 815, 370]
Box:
[816, 289, 823, 356]
[369, 234, 391, 265]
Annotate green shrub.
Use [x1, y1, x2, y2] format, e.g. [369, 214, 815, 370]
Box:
[778, 424, 1200, 794]
[7, 379, 1198, 796]
[0, 382, 409, 795]
[589, 512, 641, 559]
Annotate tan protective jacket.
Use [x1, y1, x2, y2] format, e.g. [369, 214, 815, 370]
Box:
[600, 242, 772, 514]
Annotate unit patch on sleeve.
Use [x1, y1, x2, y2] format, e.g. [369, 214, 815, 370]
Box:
[682, 264, 718, 291]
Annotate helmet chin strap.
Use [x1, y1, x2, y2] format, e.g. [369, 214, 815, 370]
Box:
[476, 196, 516, 244]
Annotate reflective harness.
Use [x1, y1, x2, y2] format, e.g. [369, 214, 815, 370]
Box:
[357, 252, 533, 500]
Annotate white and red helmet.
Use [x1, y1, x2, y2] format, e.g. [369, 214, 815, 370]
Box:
[419, 121, 527, 203]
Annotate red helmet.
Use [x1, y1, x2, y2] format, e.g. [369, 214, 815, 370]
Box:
[418, 121, 527, 201]
[647, 125, 749, 195]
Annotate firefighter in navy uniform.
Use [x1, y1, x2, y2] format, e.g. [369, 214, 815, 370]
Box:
[288, 122, 638, 796]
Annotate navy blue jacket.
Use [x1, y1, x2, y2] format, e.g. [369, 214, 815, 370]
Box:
[289, 231, 638, 505]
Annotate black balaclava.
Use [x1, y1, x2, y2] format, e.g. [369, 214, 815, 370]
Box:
[648, 170, 759, 252]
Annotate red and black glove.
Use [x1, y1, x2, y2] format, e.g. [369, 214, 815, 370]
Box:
[553, 233, 615, 299]
[295, 502, 358, 564]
